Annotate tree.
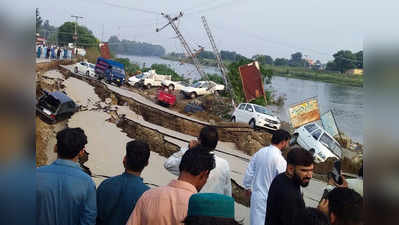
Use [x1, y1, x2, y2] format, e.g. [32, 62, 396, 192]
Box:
[327, 50, 357, 73]
[289, 52, 304, 67]
[354, 51, 363, 68]
[57, 22, 98, 47]
[220, 50, 248, 61]
[40, 19, 57, 40]
[274, 58, 289, 66]
[36, 8, 43, 33]
[252, 54, 273, 65]
[198, 50, 216, 59]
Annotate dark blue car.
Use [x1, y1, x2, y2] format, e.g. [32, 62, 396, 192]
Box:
[95, 57, 126, 87]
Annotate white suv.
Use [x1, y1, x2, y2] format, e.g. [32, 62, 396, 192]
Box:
[74, 61, 95, 77]
[291, 122, 342, 163]
[231, 103, 281, 130]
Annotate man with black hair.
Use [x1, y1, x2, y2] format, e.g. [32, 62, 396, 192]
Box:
[294, 207, 330, 225]
[243, 129, 291, 225]
[164, 126, 232, 196]
[318, 187, 363, 225]
[265, 147, 314, 225]
[96, 140, 151, 225]
[127, 147, 216, 225]
[37, 127, 96, 225]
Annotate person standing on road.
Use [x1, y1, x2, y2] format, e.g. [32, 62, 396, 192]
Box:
[96, 140, 150, 225]
[36, 127, 96, 225]
[46, 46, 50, 59]
[164, 126, 232, 196]
[126, 148, 215, 225]
[265, 147, 314, 225]
[57, 47, 61, 59]
[243, 129, 291, 225]
[37, 45, 42, 58]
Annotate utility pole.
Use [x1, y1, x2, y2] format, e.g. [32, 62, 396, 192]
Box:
[101, 24, 105, 42]
[156, 12, 206, 79]
[71, 15, 84, 48]
[201, 16, 235, 106]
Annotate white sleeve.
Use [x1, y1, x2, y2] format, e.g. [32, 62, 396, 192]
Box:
[163, 146, 188, 176]
[275, 156, 287, 174]
[243, 153, 257, 190]
[224, 161, 232, 196]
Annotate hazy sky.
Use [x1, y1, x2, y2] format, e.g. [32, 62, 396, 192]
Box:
[33, 0, 397, 62]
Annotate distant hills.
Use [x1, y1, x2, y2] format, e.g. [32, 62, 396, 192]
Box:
[108, 35, 166, 57]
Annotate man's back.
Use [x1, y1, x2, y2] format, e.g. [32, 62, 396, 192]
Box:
[96, 173, 149, 225]
[164, 146, 232, 196]
[266, 173, 305, 225]
[127, 180, 197, 225]
[243, 145, 287, 225]
[36, 159, 96, 225]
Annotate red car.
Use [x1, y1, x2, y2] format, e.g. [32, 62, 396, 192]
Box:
[157, 88, 176, 106]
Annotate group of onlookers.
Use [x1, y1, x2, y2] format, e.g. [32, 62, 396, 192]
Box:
[36, 126, 363, 225]
[36, 45, 75, 60]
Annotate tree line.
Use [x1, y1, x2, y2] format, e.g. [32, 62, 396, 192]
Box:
[108, 36, 166, 57]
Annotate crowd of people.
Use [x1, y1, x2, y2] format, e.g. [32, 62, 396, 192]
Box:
[36, 44, 77, 60]
[36, 126, 364, 225]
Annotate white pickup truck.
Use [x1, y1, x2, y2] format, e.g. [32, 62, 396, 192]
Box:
[181, 81, 225, 99]
[137, 70, 171, 89]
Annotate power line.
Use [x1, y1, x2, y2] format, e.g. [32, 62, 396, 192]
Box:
[186, 0, 239, 15]
[80, 0, 159, 15]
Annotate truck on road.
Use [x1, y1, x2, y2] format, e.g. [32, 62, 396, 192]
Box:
[95, 57, 126, 87]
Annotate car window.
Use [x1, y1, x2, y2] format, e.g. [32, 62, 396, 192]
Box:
[319, 133, 342, 158]
[311, 129, 322, 140]
[245, 104, 253, 112]
[239, 104, 246, 110]
[305, 123, 318, 133]
[192, 82, 201, 88]
[39, 95, 60, 113]
[254, 105, 272, 116]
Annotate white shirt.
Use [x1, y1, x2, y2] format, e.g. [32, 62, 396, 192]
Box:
[164, 146, 232, 196]
[243, 145, 287, 225]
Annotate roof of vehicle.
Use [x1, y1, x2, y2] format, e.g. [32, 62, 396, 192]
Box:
[48, 91, 74, 103]
[96, 57, 125, 69]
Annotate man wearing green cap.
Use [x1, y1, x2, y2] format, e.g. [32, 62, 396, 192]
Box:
[183, 193, 242, 225]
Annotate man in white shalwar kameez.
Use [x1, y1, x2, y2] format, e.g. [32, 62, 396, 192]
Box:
[164, 126, 232, 196]
[243, 130, 291, 225]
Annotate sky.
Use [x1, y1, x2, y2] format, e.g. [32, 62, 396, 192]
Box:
[32, 0, 398, 63]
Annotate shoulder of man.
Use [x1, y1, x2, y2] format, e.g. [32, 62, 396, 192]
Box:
[98, 174, 124, 190]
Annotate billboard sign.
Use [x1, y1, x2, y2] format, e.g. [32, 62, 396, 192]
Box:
[238, 61, 265, 102]
[288, 98, 320, 128]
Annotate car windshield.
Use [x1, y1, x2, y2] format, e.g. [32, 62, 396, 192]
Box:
[319, 133, 342, 158]
[135, 74, 144, 79]
[89, 64, 95, 69]
[39, 95, 60, 113]
[192, 82, 202, 88]
[254, 105, 273, 116]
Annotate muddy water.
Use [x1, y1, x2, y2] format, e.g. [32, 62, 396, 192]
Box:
[122, 55, 364, 144]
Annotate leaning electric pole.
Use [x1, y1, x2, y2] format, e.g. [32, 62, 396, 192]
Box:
[156, 12, 205, 79]
[71, 15, 84, 48]
[201, 16, 235, 106]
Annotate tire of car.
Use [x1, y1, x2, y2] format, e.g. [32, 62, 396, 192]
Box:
[168, 84, 175, 91]
[190, 92, 197, 99]
[146, 83, 152, 89]
[249, 119, 256, 129]
[74, 67, 78, 73]
[86, 71, 90, 76]
[231, 116, 236, 123]
[290, 133, 299, 146]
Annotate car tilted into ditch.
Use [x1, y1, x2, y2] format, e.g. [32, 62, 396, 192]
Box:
[290, 122, 343, 163]
[36, 91, 79, 124]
